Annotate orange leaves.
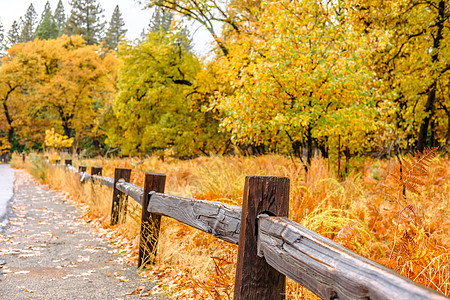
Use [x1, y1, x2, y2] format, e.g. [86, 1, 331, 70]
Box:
[389, 147, 438, 197]
[1, 35, 118, 148]
[400, 204, 416, 224]
[335, 221, 359, 251]
[126, 286, 151, 297]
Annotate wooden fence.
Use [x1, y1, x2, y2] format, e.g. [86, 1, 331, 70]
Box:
[49, 159, 447, 300]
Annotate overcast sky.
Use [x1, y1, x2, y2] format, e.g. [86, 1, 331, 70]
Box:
[0, 0, 213, 56]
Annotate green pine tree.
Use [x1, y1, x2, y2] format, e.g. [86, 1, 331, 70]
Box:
[64, 0, 105, 45]
[20, 4, 38, 42]
[36, 3, 59, 40]
[41, 1, 52, 21]
[104, 5, 127, 50]
[148, 6, 173, 33]
[0, 18, 4, 52]
[7, 20, 21, 46]
[54, 0, 66, 32]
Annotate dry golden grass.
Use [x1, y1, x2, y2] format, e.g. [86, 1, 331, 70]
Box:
[11, 152, 450, 299]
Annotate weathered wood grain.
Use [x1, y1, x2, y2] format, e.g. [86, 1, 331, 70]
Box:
[138, 173, 166, 267]
[92, 175, 114, 188]
[257, 216, 448, 300]
[111, 168, 131, 225]
[116, 180, 144, 206]
[234, 176, 290, 300]
[57, 162, 448, 300]
[91, 166, 103, 176]
[147, 192, 242, 244]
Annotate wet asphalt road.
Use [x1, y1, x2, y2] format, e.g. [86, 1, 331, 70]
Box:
[0, 164, 14, 228]
[0, 168, 163, 299]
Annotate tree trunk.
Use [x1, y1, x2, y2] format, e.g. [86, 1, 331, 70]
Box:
[292, 140, 301, 158]
[306, 125, 313, 165]
[417, 1, 445, 152]
[318, 143, 328, 158]
[337, 135, 341, 180]
[344, 147, 350, 175]
[2, 100, 14, 148]
[417, 85, 436, 152]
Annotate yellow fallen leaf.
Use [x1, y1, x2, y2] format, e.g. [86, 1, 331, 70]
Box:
[140, 291, 151, 297]
[25, 289, 35, 293]
[126, 286, 146, 295]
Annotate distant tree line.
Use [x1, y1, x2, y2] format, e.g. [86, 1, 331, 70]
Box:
[0, 0, 449, 168]
[0, 0, 126, 51]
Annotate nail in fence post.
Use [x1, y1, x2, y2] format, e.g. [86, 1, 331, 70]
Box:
[138, 173, 166, 268]
[91, 166, 102, 176]
[111, 168, 132, 226]
[79, 166, 87, 173]
[234, 176, 290, 300]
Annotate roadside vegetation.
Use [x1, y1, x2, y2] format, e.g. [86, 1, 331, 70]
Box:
[11, 152, 450, 298]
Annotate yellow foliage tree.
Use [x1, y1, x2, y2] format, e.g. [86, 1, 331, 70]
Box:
[1, 35, 118, 151]
[44, 128, 73, 149]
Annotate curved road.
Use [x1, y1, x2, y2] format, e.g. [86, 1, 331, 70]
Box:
[0, 167, 162, 299]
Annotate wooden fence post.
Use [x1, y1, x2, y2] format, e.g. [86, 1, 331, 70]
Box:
[111, 168, 132, 225]
[79, 165, 87, 173]
[234, 176, 290, 300]
[65, 159, 72, 166]
[91, 166, 102, 176]
[138, 173, 166, 268]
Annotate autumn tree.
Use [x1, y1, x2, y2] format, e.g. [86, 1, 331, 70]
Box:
[20, 4, 38, 43]
[103, 5, 127, 50]
[0, 36, 117, 151]
[0, 43, 40, 150]
[349, 0, 450, 151]
[64, 0, 105, 45]
[31, 36, 117, 148]
[215, 0, 378, 165]
[106, 28, 229, 156]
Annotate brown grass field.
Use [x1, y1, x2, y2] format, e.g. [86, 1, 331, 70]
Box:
[11, 152, 450, 299]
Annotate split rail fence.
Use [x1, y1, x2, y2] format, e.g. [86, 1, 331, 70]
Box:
[47, 159, 447, 300]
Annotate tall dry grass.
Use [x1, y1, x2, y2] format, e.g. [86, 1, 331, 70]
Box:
[11, 152, 450, 298]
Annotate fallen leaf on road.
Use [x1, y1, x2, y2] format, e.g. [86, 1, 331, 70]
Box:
[25, 289, 35, 293]
[140, 291, 151, 297]
[126, 286, 146, 295]
[77, 256, 90, 262]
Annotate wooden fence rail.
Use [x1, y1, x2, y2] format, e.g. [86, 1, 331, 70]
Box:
[49, 159, 447, 300]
